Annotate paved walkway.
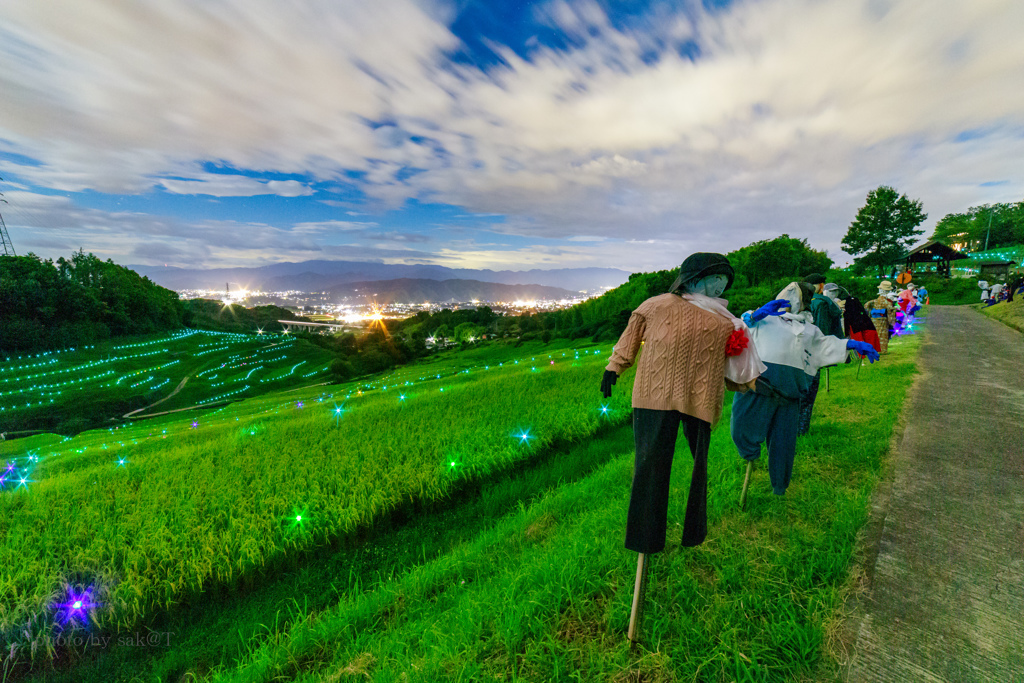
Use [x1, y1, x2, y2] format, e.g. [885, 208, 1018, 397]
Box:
[844, 306, 1024, 682]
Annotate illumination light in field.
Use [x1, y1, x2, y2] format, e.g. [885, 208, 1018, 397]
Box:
[57, 587, 97, 624]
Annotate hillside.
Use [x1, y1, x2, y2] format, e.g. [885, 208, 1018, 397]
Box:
[0, 251, 184, 353]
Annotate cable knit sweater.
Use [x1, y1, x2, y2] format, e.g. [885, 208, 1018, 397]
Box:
[606, 293, 736, 426]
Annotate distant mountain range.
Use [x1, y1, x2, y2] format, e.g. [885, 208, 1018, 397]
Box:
[127, 260, 630, 293]
[327, 278, 576, 305]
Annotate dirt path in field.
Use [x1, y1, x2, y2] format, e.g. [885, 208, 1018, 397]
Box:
[123, 376, 189, 418]
[843, 306, 1024, 681]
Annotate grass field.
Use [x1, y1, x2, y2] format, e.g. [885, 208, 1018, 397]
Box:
[977, 295, 1024, 333]
[1, 337, 622, 677]
[0, 329, 337, 435]
[202, 333, 920, 683]
[2, 325, 922, 682]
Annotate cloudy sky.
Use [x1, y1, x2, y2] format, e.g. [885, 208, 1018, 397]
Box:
[1, 0, 1022, 273]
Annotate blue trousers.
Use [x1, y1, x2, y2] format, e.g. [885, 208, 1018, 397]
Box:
[731, 391, 801, 495]
[797, 371, 820, 435]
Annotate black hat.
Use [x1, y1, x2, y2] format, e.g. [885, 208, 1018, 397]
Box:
[804, 273, 826, 285]
[668, 252, 735, 294]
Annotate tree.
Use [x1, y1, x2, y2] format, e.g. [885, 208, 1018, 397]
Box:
[932, 201, 1024, 252]
[842, 186, 927, 276]
[727, 234, 832, 286]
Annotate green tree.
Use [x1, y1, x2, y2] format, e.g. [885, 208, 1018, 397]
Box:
[727, 235, 832, 286]
[842, 186, 927, 275]
[932, 201, 1024, 252]
[453, 321, 483, 342]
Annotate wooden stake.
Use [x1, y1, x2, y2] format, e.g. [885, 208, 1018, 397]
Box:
[856, 356, 864, 380]
[740, 460, 753, 509]
[628, 553, 650, 644]
[826, 367, 830, 392]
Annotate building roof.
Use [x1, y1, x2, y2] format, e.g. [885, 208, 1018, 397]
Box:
[905, 240, 970, 263]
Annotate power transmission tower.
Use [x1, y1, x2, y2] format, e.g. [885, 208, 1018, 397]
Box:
[0, 202, 15, 257]
[0, 177, 15, 256]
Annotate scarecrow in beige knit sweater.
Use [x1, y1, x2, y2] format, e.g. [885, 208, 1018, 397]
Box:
[601, 252, 768, 642]
[601, 253, 766, 553]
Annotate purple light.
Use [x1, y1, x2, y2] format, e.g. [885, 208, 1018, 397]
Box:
[57, 587, 97, 624]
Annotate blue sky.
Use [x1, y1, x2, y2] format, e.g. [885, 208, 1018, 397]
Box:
[0, 0, 1022, 272]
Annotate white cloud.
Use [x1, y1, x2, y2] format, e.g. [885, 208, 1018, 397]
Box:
[158, 175, 312, 197]
[0, 0, 1022, 268]
[291, 220, 376, 234]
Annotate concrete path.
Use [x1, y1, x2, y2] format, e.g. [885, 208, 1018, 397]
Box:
[844, 306, 1024, 682]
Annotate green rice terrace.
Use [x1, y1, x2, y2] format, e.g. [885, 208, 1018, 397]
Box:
[0, 329, 338, 436]
[0, 326, 922, 682]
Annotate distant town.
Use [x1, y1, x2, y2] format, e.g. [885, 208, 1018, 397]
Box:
[175, 287, 603, 326]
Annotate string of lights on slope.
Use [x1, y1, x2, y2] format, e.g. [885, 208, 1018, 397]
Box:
[1, 345, 615, 493]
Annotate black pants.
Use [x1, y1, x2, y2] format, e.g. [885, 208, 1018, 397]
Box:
[626, 408, 712, 553]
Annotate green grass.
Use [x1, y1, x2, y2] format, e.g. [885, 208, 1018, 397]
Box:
[18, 421, 638, 683]
[5, 331, 920, 682]
[196, 334, 917, 683]
[976, 296, 1024, 333]
[0, 340, 622, 670]
[0, 329, 336, 434]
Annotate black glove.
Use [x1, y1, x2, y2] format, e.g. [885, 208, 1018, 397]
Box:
[601, 370, 618, 398]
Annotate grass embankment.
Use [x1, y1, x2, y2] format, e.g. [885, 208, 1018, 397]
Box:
[197, 333, 921, 683]
[1, 343, 624, 671]
[0, 330, 334, 434]
[7, 332, 919, 682]
[977, 296, 1024, 333]
[21, 421, 639, 683]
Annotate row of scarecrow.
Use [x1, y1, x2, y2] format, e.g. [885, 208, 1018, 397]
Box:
[600, 253, 921, 643]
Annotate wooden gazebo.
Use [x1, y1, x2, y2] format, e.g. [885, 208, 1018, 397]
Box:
[905, 240, 969, 278]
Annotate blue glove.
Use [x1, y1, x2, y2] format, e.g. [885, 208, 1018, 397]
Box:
[749, 298, 791, 323]
[847, 339, 880, 363]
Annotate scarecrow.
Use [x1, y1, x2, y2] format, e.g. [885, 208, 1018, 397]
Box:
[601, 252, 766, 642]
[866, 281, 897, 354]
[834, 285, 881, 354]
[799, 274, 844, 434]
[731, 282, 879, 500]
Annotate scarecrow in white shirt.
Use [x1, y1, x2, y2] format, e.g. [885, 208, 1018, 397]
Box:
[731, 282, 879, 498]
